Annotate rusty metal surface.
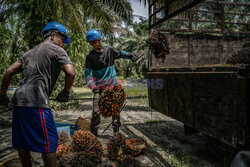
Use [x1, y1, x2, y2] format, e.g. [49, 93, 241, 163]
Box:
[148, 67, 250, 147]
[148, 0, 250, 69]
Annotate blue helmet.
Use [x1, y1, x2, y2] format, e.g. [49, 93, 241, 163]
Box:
[86, 29, 104, 42]
[41, 22, 70, 44]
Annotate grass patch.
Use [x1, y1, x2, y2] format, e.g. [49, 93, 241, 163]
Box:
[72, 87, 149, 105]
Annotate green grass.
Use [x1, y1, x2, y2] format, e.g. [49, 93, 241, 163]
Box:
[72, 87, 149, 105]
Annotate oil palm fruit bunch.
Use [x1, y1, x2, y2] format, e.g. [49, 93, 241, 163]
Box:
[107, 132, 126, 160]
[58, 131, 72, 145]
[58, 152, 83, 167]
[123, 139, 147, 156]
[148, 29, 169, 62]
[98, 84, 126, 118]
[56, 142, 73, 157]
[117, 155, 140, 167]
[72, 130, 103, 160]
[226, 46, 250, 65]
[75, 151, 101, 166]
[58, 150, 100, 166]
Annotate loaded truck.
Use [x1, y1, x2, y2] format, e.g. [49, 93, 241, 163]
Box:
[147, 0, 250, 149]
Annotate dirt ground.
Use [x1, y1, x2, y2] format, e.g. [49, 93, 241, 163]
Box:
[0, 97, 226, 167]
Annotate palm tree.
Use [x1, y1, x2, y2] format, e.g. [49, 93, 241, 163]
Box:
[112, 16, 149, 77]
[1, 0, 134, 48]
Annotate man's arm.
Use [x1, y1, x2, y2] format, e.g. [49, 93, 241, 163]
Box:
[112, 47, 137, 61]
[55, 64, 75, 102]
[84, 68, 96, 89]
[1, 62, 22, 94]
[61, 64, 75, 92]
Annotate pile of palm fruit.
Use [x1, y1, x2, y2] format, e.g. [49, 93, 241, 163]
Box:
[117, 155, 140, 167]
[56, 130, 103, 166]
[106, 133, 147, 167]
[107, 132, 126, 160]
[57, 131, 72, 145]
[148, 29, 170, 62]
[123, 139, 147, 156]
[56, 142, 73, 157]
[58, 152, 98, 167]
[73, 130, 103, 160]
[226, 40, 250, 65]
[98, 84, 126, 118]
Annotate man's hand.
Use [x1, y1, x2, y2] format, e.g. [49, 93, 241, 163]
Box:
[92, 89, 100, 93]
[129, 53, 138, 62]
[56, 90, 70, 102]
[0, 93, 10, 107]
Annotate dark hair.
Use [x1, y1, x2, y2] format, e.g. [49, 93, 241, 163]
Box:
[42, 30, 64, 39]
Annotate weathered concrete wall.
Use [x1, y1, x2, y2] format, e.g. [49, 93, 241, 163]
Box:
[150, 34, 245, 70]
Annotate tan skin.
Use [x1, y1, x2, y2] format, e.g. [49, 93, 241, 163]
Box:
[89, 39, 103, 53]
[0, 32, 75, 167]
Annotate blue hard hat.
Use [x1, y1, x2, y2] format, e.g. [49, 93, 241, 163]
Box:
[41, 22, 70, 44]
[86, 29, 104, 42]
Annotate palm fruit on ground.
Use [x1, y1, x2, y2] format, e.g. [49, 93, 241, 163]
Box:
[107, 132, 126, 160]
[117, 155, 140, 167]
[72, 130, 103, 161]
[98, 84, 126, 118]
[58, 152, 83, 167]
[58, 151, 101, 166]
[56, 142, 73, 157]
[123, 139, 147, 156]
[57, 131, 72, 145]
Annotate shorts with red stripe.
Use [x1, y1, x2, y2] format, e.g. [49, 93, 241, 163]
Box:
[12, 107, 58, 153]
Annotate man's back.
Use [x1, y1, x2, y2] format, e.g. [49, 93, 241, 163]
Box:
[12, 41, 72, 108]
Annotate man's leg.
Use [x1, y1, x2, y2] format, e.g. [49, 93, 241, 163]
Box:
[91, 92, 101, 136]
[112, 113, 121, 134]
[42, 152, 56, 167]
[18, 149, 32, 167]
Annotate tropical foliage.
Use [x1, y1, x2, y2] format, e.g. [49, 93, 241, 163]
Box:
[0, 0, 135, 87]
[111, 16, 149, 78]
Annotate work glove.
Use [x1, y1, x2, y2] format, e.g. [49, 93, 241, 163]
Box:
[56, 90, 70, 102]
[0, 93, 10, 107]
[129, 53, 139, 62]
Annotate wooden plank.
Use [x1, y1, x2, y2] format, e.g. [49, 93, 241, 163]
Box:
[148, 74, 166, 114]
[166, 74, 194, 126]
[193, 9, 250, 16]
[168, 18, 250, 25]
[149, 5, 166, 18]
[205, 1, 250, 7]
[158, 28, 250, 34]
[192, 73, 244, 147]
[149, 0, 158, 8]
[148, 0, 152, 30]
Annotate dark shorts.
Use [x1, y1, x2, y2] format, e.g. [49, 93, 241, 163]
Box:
[12, 107, 58, 153]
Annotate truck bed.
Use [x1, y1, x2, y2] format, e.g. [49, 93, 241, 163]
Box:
[148, 65, 250, 147]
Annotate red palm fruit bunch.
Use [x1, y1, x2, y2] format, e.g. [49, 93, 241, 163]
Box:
[148, 29, 169, 62]
[117, 155, 141, 167]
[56, 142, 73, 157]
[58, 152, 100, 167]
[72, 130, 103, 160]
[123, 139, 147, 156]
[107, 132, 126, 160]
[57, 131, 72, 145]
[98, 84, 126, 118]
[58, 152, 84, 167]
